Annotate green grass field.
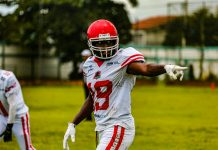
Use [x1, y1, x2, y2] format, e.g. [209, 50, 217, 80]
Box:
[1, 84, 218, 150]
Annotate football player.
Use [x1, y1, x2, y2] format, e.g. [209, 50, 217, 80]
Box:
[0, 70, 35, 150]
[63, 19, 187, 150]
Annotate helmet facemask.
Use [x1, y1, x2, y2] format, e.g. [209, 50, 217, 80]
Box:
[88, 36, 119, 59]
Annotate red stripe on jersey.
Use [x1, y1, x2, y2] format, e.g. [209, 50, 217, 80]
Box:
[94, 57, 104, 67]
[121, 54, 144, 67]
[115, 127, 125, 150]
[106, 125, 118, 150]
[21, 116, 29, 150]
[5, 82, 16, 93]
[0, 101, 8, 116]
[121, 56, 145, 67]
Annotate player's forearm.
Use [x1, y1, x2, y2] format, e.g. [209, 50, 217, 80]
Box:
[143, 64, 166, 77]
[127, 62, 166, 76]
[71, 95, 94, 125]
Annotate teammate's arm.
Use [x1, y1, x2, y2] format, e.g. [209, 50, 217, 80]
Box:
[0, 74, 18, 142]
[127, 62, 166, 77]
[0, 94, 17, 142]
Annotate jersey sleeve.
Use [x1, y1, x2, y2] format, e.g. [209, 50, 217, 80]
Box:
[120, 47, 145, 68]
[82, 58, 92, 83]
[4, 72, 20, 98]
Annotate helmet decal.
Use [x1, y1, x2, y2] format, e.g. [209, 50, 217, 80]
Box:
[99, 33, 110, 38]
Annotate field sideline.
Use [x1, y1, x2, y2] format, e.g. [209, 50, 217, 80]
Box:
[0, 85, 218, 150]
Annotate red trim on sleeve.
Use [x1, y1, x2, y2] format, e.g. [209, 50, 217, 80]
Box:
[0, 101, 8, 116]
[121, 54, 144, 66]
[121, 56, 145, 67]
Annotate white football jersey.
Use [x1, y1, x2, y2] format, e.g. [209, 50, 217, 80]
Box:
[83, 47, 145, 131]
[0, 70, 28, 118]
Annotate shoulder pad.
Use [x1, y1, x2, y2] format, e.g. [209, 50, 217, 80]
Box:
[120, 47, 143, 57]
[119, 47, 145, 67]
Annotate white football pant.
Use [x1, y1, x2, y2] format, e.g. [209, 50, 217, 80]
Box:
[96, 125, 135, 150]
[0, 113, 35, 150]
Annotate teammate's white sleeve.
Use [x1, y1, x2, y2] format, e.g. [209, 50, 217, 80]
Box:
[4, 72, 20, 97]
[4, 72, 20, 123]
[7, 94, 17, 124]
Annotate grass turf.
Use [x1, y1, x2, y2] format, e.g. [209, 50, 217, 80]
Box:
[0, 85, 218, 150]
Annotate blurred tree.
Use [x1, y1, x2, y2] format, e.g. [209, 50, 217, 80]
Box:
[186, 8, 217, 46]
[0, 13, 19, 69]
[163, 17, 184, 46]
[0, 0, 136, 80]
[164, 7, 218, 80]
[164, 7, 218, 46]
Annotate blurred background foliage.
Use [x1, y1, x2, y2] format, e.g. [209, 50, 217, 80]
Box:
[1, 0, 218, 81]
[0, 0, 135, 78]
[164, 7, 218, 46]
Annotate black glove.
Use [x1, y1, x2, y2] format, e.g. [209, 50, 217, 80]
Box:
[0, 124, 13, 142]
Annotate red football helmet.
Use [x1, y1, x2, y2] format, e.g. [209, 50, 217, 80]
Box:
[87, 19, 119, 59]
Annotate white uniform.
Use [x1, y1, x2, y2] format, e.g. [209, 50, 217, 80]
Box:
[83, 47, 145, 150]
[0, 70, 35, 150]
